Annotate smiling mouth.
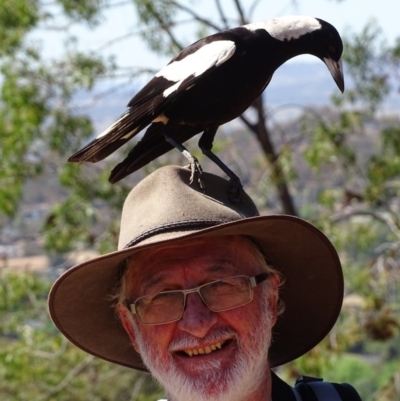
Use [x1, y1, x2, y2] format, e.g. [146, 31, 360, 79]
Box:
[178, 339, 230, 357]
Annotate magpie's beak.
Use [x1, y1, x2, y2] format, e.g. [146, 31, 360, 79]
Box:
[323, 58, 345, 93]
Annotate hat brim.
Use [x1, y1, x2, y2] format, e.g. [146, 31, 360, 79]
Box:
[48, 214, 343, 370]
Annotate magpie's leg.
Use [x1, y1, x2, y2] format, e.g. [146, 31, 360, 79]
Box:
[198, 126, 243, 202]
[163, 130, 205, 190]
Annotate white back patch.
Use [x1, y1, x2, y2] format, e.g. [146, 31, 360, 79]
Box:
[156, 40, 236, 96]
[244, 16, 321, 41]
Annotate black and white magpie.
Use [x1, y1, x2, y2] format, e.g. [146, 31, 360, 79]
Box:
[69, 15, 344, 193]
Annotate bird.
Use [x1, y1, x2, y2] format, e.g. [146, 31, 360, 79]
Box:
[68, 15, 344, 198]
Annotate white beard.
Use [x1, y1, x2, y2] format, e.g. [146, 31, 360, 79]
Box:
[133, 287, 273, 401]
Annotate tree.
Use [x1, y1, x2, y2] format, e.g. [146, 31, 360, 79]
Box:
[1, 1, 399, 400]
[0, 268, 164, 400]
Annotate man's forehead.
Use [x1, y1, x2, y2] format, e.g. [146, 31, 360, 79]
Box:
[138, 262, 239, 290]
[133, 235, 249, 263]
[126, 235, 256, 290]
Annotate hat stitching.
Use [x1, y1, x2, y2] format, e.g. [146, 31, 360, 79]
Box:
[123, 219, 229, 248]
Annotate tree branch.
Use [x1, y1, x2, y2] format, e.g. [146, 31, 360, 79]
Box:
[239, 113, 257, 132]
[215, 0, 230, 29]
[151, 9, 184, 51]
[232, 0, 247, 25]
[36, 355, 95, 400]
[243, 97, 297, 216]
[331, 208, 400, 239]
[169, 0, 223, 32]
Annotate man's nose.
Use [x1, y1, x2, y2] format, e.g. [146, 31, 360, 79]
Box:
[177, 292, 218, 337]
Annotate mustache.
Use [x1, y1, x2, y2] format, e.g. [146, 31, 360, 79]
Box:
[168, 327, 238, 352]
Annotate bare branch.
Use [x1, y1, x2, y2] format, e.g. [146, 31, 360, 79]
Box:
[331, 208, 400, 239]
[130, 375, 145, 401]
[170, 0, 223, 32]
[240, 97, 297, 215]
[239, 114, 257, 132]
[149, 8, 184, 51]
[96, 31, 141, 52]
[35, 355, 95, 401]
[215, 0, 230, 29]
[232, 0, 247, 25]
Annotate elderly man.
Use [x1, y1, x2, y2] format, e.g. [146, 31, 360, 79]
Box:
[49, 165, 357, 401]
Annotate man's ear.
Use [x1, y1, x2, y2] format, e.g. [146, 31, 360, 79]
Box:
[117, 304, 140, 353]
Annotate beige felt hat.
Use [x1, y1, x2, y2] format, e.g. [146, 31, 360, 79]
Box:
[48, 165, 343, 371]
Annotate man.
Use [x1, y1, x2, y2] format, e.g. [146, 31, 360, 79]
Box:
[49, 165, 345, 401]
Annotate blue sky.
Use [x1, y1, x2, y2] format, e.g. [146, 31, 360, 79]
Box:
[94, 0, 400, 68]
[39, 0, 400, 71]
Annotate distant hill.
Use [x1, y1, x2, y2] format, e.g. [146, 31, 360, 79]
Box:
[82, 61, 400, 136]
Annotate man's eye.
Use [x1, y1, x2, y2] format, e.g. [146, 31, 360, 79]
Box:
[151, 292, 179, 305]
[210, 281, 235, 293]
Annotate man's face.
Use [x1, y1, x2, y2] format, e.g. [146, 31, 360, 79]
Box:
[119, 236, 278, 401]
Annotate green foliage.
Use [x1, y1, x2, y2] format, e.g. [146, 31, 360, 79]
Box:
[58, 0, 106, 26]
[302, 112, 358, 171]
[1, 0, 400, 399]
[132, 0, 182, 54]
[0, 0, 39, 55]
[334, 20, 391, 112]
[0, 2, 115, 219]
[0, 269, 163, 400]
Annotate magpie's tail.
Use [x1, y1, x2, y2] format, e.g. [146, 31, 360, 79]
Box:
[68, 110, 151, 163]
[109, 123, 200, 183]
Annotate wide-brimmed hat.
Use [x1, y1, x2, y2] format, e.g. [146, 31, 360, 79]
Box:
[48, 165, 343, 371]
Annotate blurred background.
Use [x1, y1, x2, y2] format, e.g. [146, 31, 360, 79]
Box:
[0, 0, 399, 400]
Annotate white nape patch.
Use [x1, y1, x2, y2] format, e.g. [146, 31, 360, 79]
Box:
[96, 112, 129, 139]
[156, 40, 236, 97]
[244, 16, 321, 42]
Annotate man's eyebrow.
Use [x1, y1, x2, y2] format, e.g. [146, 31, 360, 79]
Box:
[140, 273, 169, 293]
[208, 262, 239, 274]
[138, 261, 239, 294]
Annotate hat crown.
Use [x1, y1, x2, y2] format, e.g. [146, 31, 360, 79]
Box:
[118, 166, 259, 249]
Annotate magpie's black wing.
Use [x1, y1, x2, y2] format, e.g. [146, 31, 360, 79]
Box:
[68, 37, 237, 163]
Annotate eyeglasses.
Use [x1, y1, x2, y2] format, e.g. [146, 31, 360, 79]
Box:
[128, 273, 268, 325]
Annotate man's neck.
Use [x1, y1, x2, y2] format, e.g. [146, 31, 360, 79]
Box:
[242, 368, 272, 401]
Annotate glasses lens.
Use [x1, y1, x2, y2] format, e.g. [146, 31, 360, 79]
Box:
[136, 291, 184, 324]
[201, 276, 252, 311]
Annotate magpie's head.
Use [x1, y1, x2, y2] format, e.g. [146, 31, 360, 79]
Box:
[310, 18, 344, 93]
[245, 16, 344, 92]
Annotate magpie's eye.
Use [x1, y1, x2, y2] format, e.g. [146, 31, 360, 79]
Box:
[328, 45, 336, 54]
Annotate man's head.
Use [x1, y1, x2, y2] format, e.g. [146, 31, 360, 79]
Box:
[48, 165, 343, 379]
[116, 235, 283, 401]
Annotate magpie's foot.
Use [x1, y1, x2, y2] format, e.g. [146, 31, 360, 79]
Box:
[183, 151, 205, 191]
[228, 176, 244, 203]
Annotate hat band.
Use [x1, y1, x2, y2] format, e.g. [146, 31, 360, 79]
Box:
[123, 219, 230, 249]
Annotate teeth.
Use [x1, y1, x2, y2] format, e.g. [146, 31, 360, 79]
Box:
[183, 341, 226, 357]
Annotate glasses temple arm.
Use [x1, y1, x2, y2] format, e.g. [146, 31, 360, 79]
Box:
[250, 272, 269, 287]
